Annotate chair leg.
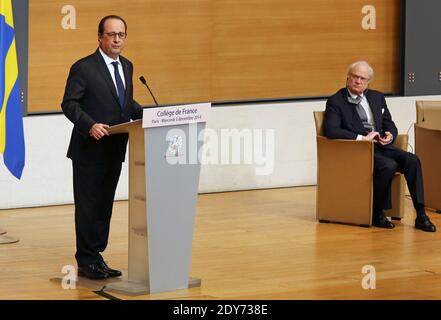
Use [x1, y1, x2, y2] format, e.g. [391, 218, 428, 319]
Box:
[391, 217, 402, 221]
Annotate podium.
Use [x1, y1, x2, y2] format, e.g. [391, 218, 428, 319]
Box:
[106, 103, 211, 295]
[415, 100, 441, 212]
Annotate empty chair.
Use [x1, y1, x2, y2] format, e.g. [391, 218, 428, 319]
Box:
[415, 100, 441, 212]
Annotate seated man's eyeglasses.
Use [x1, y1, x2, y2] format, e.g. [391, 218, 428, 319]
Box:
[349, 73, 369, 83]
[104, 32, 127, 39]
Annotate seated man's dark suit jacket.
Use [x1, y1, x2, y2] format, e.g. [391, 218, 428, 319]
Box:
[324, 88, 397, 144]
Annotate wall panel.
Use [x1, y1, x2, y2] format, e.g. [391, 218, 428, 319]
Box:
[28, 0, 211, 112]
[28, 0, 400, 113]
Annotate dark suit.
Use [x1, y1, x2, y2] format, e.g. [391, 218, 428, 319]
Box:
[324, 88, 424, 216]
[62, 49, 143, 267]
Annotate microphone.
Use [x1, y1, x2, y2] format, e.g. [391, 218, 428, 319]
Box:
[139, 76, 159, 106]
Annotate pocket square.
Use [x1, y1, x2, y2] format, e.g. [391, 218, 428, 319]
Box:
[382, 108, 385, 114]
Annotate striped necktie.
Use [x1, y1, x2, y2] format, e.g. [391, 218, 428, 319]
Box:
[349, 94, 375, 133]
[111, 61, 125, 108]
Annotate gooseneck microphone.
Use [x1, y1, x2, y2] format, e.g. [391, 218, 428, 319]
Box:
[139, 76, 159, 106]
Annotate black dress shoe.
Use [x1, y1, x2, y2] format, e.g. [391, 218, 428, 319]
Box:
[372, 214, 395, 229]
[415, 215, 436, 232]
[78, 263, 109, 279]
[98, 261, 122, 277]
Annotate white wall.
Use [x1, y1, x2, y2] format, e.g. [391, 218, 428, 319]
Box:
[1, 95, 440, 209]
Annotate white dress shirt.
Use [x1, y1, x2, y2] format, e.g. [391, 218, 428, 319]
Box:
[99, 48, 126, 95]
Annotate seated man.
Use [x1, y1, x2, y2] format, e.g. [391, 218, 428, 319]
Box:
[324, 60, 436, 232]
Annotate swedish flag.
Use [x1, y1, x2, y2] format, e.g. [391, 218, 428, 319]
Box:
[0, 0, 25, 179]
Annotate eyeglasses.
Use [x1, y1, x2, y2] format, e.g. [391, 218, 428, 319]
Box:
[103, 32, 127, 39]
[349, 73, 369, 83]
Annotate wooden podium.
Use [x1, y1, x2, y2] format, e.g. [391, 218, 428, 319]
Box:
[105, 103, 210, 295]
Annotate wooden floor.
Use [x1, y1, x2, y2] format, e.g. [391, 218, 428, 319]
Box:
[1, 186, 441, 300]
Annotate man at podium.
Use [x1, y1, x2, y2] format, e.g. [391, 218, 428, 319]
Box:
[61, 15, 143, 279]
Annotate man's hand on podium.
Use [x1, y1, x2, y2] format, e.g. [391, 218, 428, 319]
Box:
[89, 123, 110, 140]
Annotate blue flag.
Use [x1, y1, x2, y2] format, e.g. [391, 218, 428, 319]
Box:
[0, 0, 25, 179]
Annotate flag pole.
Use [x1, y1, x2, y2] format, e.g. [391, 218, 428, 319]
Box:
[0, 0, 23, 244]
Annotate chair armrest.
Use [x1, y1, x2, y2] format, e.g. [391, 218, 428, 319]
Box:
[415, 125, 441, 210]
[415, 125, 441, 154]
[393, 134, 408, 151]
[316, 136, 374, 177]
[316, 136, 374, 224]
